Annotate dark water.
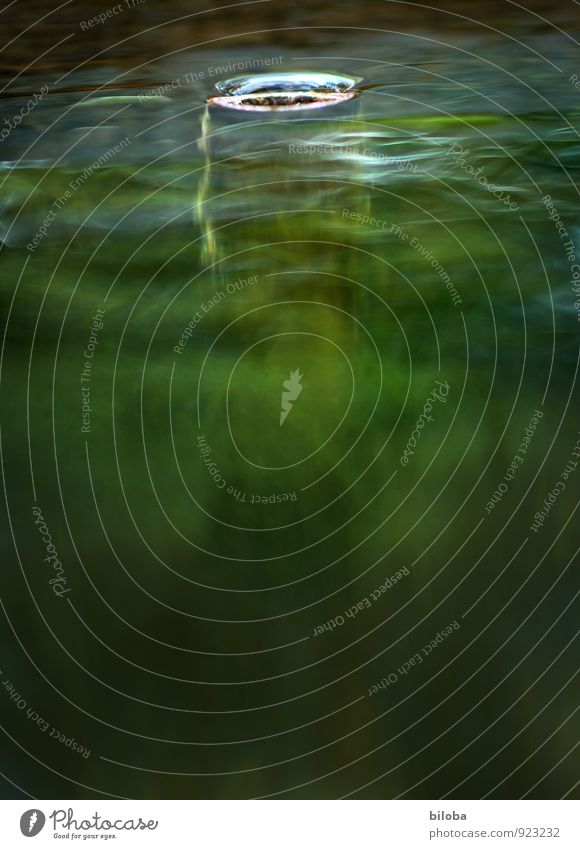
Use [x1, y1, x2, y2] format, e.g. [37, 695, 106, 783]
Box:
[0, 1, 579, 799]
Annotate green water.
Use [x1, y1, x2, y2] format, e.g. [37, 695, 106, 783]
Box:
[1, 49, 579, 799]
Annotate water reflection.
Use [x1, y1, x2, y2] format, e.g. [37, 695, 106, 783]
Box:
[0, 7, 579, 800]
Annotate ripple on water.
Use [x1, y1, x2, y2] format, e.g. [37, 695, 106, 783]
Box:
[207, 72, 359, 111]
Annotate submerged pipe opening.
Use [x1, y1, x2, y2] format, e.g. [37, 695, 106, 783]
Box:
[207, 72, 359, 111]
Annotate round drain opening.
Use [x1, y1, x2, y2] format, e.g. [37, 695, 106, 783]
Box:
[208, 72, 359, 112]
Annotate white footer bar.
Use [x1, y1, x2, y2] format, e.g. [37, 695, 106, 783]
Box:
[1, 800, 578, 848]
